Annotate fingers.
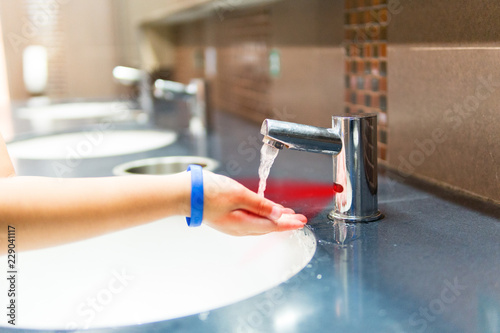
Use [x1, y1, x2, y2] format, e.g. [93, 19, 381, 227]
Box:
[273, 214, 308, 232]
[237, 188, 301, 221]
[276, 204, 295, 214]
[209, 210, 307, 236]
[287, 213, 307, 223]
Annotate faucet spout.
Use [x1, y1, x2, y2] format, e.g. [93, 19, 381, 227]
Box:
[154, 79, 196, 99]
[260, 119, 342, 155]
[261, 115, 383, 223]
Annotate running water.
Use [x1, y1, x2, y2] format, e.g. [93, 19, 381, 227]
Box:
[258, 144, 280, 196]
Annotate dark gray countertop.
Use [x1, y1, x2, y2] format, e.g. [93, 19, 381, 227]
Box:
[4, 102, 500, 333]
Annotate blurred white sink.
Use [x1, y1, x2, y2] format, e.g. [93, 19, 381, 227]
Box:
[7, 130, 177, 160]
[113, 155, 220, 176]
[0, 217, 316, 330]
[16, 101, 143, 132]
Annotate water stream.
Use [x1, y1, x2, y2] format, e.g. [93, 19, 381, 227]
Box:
[258, 144, 280, 196]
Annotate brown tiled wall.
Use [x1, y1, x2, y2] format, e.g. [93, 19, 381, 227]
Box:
[172, 22, 205, 85]
[173, 10, 272, 123]
[269, 0, 344, 127]
[387, 0, 500, 203]
[216, 9, 272, 123]
[344, 0, 388, 161]
[172, 0, 344, 127]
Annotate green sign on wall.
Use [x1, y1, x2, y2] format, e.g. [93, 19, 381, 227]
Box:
[269, 48, 281, 77]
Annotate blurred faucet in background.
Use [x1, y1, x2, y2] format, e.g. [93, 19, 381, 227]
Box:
[112, 66, 154, 123]
[113, 66, 213, 156]
[155, 78, 213, 157]
[154, 77, 213, 137]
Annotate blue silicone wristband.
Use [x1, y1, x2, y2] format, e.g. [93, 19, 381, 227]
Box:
[186, 164, 204, 227]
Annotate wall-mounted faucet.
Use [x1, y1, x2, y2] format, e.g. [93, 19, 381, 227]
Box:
[112, 66, 154, 122]
[154, 78, 213, 136]
[112, 67, 213, 134]
[153, 79, 197, 99]
[261, 114, 383, 222]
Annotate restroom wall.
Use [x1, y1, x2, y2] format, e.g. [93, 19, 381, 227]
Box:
[0, 20, 13, 140]
[173, 8, 274, 123]
[386, 0, 500, 203]
[0, 0, 119, 100]
[172, 20, 205, 84]
[269, 0, 344, 127]
[170, 0, 499, 203]
[171, 0, 345, 127]
[343, 0, 388, 160]
[215, 8, 273, 123]
[61, 1, 118, 99]
[0, 0, 26, 100]
[112, 0, 182, 69]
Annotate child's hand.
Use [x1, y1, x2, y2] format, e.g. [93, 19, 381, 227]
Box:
[200, 171, 307, 236]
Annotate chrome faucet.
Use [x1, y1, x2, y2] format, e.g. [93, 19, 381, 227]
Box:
[261, 114, 383, 222]
[111, 67, 213, 134]
[154, 78, 213, 135]
[153, 79, 197, 99]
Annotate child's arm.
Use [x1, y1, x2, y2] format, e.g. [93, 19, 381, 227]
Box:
[0, 136, 306, 252]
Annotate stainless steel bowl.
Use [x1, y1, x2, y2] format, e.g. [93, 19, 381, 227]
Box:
[113, 156, 219, 176]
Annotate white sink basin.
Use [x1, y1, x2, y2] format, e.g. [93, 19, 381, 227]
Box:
[0, 217, 316, 330]
[18, 102, 132, 120]
[7, 130, 177, 160]
[17, 102, 141, 132]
